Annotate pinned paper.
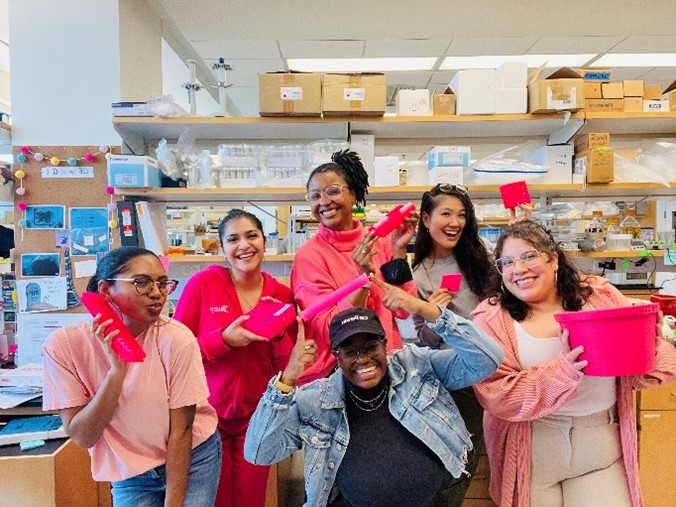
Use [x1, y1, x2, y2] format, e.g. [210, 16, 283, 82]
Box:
[74, 259, 97, 278]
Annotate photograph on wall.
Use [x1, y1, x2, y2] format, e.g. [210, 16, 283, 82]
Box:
[24, 205, 66, 229]
[55, 229, 71, 248]
[69, 207, 110, 257]
[20, 253, 60, 277]
[16, 277, 67, 313]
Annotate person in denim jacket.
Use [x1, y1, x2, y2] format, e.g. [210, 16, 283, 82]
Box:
[244, 278, 504, 507]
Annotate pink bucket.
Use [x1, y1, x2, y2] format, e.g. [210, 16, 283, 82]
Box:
[499, 180, 531, 209]
[554, 303, 658, 376]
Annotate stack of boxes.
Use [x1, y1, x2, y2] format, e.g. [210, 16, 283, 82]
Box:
[258, 72, 387, 117]
[573, 133, 613, 184]
[581, 69, 670, 113]
[427, 146, 471, 185]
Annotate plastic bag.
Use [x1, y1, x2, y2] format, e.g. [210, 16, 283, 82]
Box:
[614, 151, 671, 187]
[146, 94, 189, 118]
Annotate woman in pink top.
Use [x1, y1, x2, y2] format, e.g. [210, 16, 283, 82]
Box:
[472, 221, 676, 507]
[173, 209, 297, 507]
[42, 246, 220, 507]
[291, 150, 418, 385]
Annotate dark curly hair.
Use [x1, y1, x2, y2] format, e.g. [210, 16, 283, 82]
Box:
[412, 185, 495, 299]
[487, 220, 593, 321]
[217, 209, 265, 248]
[306, 149, 369, 207]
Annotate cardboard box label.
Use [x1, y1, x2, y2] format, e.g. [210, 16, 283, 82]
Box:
[280, 87, 303, 100]
[547, 86, 577, 110]
[643, 100, 669, 112]
[343, 88, 365, 101]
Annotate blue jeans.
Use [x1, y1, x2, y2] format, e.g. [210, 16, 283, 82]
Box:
[111, 431, 222, 507]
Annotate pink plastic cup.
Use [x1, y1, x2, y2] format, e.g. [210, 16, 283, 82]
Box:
[499, 180, 531, 210]
[554, 303, 658, 376]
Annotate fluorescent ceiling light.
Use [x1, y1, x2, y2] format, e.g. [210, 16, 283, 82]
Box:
[440, 54, 597, 69]
[287, 57, 438, 72]
[589, 53, 676, 67]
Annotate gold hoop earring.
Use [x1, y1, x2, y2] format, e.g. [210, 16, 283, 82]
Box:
[555, 269, 558, 282]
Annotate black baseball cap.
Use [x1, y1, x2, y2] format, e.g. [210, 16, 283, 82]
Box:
[329, 307, 386, 349]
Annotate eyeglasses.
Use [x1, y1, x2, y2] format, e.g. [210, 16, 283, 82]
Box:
[106, 277, 179, 296]
[335, 339, 385, 363]
[494, 249, 543, 275]
[305, 184, 346, 203]
[436, 183, 468, 195]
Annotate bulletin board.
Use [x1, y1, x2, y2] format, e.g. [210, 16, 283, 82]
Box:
[12, 145, 121, 316]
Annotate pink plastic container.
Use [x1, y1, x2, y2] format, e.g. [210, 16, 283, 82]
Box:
[554, 303, 658, 376]
[499, 180, 531, 210]
[650, 294, 676, 317]
[368, 203, 416, 237]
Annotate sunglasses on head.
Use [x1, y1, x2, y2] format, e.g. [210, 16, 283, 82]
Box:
[434, 183, 468, 195]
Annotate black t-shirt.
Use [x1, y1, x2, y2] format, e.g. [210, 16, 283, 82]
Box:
[335, 378, 448, 507]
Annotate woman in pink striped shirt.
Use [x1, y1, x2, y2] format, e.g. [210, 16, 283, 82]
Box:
[472, 220, 676, 507]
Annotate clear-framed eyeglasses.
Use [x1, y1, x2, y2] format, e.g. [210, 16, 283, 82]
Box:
[494, 249, 543, 275]
[305, 184, 347, 203]
[106, 277, 179, 296]
[335, 339, 385, 363]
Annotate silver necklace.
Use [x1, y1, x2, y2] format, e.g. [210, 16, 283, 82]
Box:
[346, 380, 389, 412]
[230, 272, 263, 311]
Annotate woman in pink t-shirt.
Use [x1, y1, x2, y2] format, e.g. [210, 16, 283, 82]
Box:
[43, 246, 220, 507]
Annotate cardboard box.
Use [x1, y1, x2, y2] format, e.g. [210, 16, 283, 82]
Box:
[258, 72, 322, 117]
[584, 99, 624, 112]
[643, 83, 663, 100]
[432, 90, 456, 115]
[427, 146, 472, 169]
[528, 67, 584, 113]
[373, 156, 400, 186]
[663, 80, 676, 110]
[522, 145, 574, 184]
[495, 88, 527, 114]
[396, 89, 432, 116]
[495, 62, 527, 88]
[350, 134, 375, 184]
[623, 80, 644, 97]
[584, 81, 603, 99]
[623, 97, 643, 112]
[322, 73, 387, 116]
[602, 82, 623, 99]
[107, 155, 162, 188]
[111, 102, 152, 117]
[574, 147, 614, 183]
[449, 69, 496, 115]
[643, 100, 670, 112]
[574, 133, 610, 153]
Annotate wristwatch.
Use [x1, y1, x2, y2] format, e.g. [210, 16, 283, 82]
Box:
[274, 372, 295, 394]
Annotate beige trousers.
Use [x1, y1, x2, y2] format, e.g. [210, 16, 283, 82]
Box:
[530, 406, 632, 507]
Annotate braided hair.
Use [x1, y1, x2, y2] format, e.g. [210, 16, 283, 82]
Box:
[487, 220, 593, 321]
[307, 149, 370, 207]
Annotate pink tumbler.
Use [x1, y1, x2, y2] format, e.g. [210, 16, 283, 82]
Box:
[368, 203, 416, 237]
[499, 181, 531, 210]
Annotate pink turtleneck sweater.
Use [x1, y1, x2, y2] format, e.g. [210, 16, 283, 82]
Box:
[291, 220, 417, 385]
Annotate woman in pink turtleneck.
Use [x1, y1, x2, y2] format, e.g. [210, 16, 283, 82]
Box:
[291, 150, 418, 386]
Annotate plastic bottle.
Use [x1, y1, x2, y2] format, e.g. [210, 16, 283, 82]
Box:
[620, 203, 641, 239]
[586, 211, 605, 241]
[368, 203, 416, 237]
[606, 217, 621, 237]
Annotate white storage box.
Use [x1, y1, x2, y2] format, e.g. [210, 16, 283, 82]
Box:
[374, 156, 400, 187]
[495, 62, 528, 88]
[107, 155, 163, 188]
[396, 89, 432, 116]
[428, 166, 463, 186]
[428, 146, 472, 168]
[495, 88, 528, 114]
[0, 363, 43, 389]
[522, 145, 574, 184]
[449, 70, 496, 115]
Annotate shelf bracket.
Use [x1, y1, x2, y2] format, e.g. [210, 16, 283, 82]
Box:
[547, 116, 586, 146]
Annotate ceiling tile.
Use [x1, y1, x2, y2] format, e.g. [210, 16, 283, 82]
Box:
[447, 37, 538, 56]
[610, 35, 676, 53]
[385, 71, 434, 88]
[607, 67, 650, 81]
[192, 40, 281, 59]
[528, 36, 624, 54]
[364, 39, 451, 57]
[638, 67, 676, 83]
[429, 70, 457, 85]
[278, 40, 365, 58]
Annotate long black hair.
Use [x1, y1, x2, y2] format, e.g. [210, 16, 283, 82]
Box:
[306, 149, 369, 207]
[86, 246, 158, 293]
[487, 220, 593, 321]
[412, 185, 494, 299]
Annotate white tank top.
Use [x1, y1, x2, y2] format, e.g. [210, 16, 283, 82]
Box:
[514, 320, 616, 416]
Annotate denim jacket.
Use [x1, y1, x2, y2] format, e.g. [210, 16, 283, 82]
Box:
[244, 307, 504, 507]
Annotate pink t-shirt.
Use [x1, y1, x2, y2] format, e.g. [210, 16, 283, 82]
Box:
[42, 316, 217, 482]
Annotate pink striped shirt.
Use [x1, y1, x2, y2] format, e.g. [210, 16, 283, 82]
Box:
[472, 276, 676, 507]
